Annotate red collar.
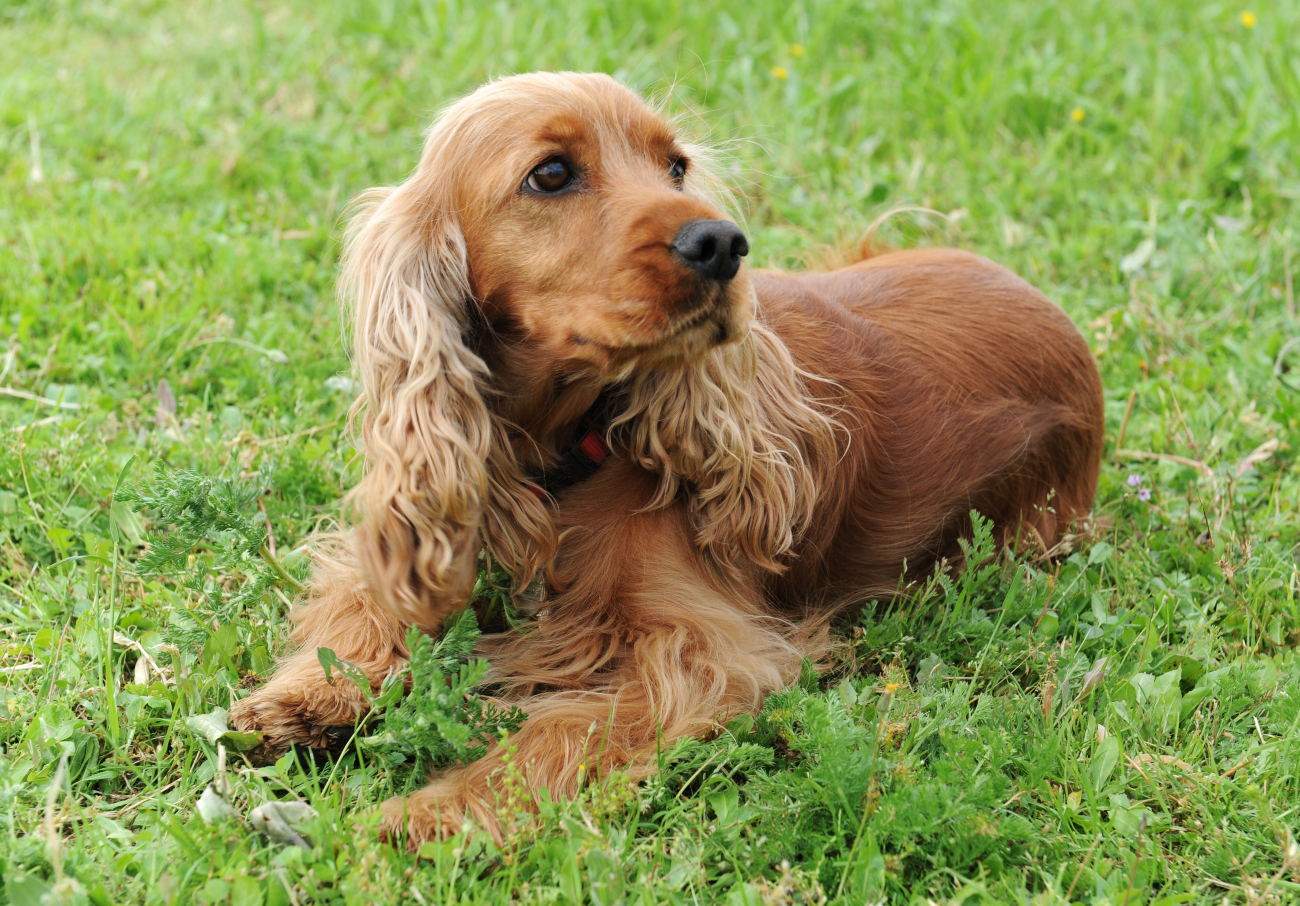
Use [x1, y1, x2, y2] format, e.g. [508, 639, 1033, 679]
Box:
[525, 428, 610, 501]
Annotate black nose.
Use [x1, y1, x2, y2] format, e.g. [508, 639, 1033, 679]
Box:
[671, 219, 749, 283]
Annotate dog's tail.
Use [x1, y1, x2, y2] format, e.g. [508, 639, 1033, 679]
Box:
[844, 231, 893, 265]
[801, 233, 891, 272]
[807, 204, 967, 272]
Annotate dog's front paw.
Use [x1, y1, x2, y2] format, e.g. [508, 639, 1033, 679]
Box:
[229, 654, 374, 763]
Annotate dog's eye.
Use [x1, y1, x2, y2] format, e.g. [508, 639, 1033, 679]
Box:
[527, 159, 574, 194]
[669, 157, 688, 187]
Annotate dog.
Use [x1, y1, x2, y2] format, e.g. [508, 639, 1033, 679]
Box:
[231, 71, 1104, 847]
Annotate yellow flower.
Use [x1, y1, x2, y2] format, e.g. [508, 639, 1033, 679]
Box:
[1240, 10, 1257, 28]
[771, 66, 789, 80]
[884, 682, 901, 694]
[1071, 107, 1085, 123]
[791, 44, 805, 57]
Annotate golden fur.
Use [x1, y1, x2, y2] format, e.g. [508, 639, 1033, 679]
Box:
[231, 71, 1104, 847]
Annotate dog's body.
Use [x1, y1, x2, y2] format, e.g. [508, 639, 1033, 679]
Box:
[231, 73, 1103, 845]
[749, 254, 1102, 608]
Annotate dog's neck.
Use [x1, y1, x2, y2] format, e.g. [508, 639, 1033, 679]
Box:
[482, 338, 608, 469]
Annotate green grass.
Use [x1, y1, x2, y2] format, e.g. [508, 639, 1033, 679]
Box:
[3, 0, 1300, 902]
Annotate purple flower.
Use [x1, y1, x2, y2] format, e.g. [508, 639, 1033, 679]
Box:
[1138, 488, 1151, 501]
[1127, 474, 1142, 486]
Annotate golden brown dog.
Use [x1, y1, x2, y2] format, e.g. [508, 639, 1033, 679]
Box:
[231, 71, 1104, 846]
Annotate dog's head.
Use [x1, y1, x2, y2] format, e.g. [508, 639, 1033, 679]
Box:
[390, 72, 752, 380]
[343, 73, 827, 629]
[451, 73, 752, 372]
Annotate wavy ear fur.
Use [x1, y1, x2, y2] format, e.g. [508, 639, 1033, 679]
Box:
[341, 185, 489, 630]
[602, 125, 839, 572]
[611, 322, 839, 573]
[341, 183, 556, 631]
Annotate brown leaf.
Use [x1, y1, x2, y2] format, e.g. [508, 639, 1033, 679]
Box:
[1235, 437, 1280, 476]
[156, 379, 177, 418]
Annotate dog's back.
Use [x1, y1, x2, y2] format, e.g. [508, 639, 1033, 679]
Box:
[753, 248, 1104, 607]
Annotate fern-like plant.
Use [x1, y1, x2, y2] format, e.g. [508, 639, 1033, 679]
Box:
[115, 463, 306, 652]
[357, 607, 527, 779]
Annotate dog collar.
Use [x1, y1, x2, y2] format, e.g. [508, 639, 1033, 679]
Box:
[525, 396, 613, 500]
[526, 429, 610, 500]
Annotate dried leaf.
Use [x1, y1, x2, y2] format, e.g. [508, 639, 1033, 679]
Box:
[156, 379, 177, 417]
[324, 375, 356, 395]
[1081, 657, 1109, 697]
[1131, 753, 1194, 771]
[185, 707, 264, 751]
[1235, 437, 1280, 475]
[196, 784, 237, 825]
[1211, 214, 1249, 234]
[1120, 238, 1156, 274]
[249, 801, 316, 849]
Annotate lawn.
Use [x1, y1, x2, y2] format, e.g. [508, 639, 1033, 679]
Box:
[3, 0, 1300, 903]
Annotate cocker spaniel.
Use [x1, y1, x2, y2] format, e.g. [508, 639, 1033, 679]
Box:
[231, 71, 1104, 846]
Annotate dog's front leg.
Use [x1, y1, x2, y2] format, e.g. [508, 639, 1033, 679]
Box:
[230, 550, 410, 759]
[378, 486, 810, 846]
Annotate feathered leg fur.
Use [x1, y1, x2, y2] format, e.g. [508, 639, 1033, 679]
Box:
[230, 549, 410, 755]
[379, 464, 810, 846]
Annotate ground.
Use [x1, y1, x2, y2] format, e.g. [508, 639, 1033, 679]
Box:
[2, 1, 1300, 904]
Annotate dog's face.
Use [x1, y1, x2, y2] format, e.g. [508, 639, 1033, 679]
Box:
[431, 73, 753, 375]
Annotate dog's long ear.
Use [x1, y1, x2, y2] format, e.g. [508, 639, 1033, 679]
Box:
[341, 184, 493, 631]
[614, 323, 840, 574]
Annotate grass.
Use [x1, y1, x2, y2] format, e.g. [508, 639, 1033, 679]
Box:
[2, 0, 1300, 902]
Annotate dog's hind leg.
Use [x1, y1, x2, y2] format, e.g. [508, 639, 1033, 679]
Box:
[230, 547, 409, 760]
